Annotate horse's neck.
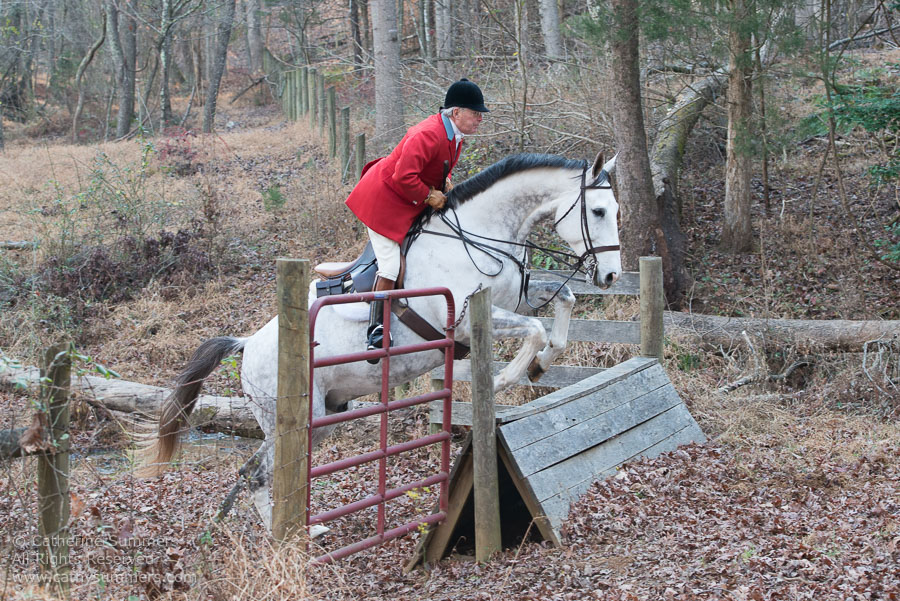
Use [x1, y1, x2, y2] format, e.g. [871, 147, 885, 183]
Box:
[453, 169, 576, 242]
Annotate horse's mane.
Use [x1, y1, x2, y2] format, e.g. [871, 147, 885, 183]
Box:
[410, 153, 587, 232]
[450, 153, 586, 207]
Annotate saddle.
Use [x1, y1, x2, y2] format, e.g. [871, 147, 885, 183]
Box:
[313, 242, 405, 296]
[313, 243, 469, 359]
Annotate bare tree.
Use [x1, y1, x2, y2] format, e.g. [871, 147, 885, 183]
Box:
[350, 0, 363, 69]
[73, 13, 107, 142]
[538, 0, 563, 60]
[434, 0, 453, 77]
[246, 0, 263, 72]
[107, 0, 137, 139]
[359, 0, 371, 56]
[371, 0, 404, 148]
[203, 0, 237, 132]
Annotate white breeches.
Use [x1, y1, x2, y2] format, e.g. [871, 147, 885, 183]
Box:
[367, 227, 401, 281]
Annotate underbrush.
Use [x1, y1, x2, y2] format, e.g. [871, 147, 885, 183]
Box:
[0, 136, 239, 362]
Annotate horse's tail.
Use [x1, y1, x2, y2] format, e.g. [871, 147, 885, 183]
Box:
[136, 336, 246, 477]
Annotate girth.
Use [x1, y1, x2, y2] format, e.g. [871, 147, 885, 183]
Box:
[392, 302, 470, 360]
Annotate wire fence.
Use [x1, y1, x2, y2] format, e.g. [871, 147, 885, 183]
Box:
[0, 269, 458, 599]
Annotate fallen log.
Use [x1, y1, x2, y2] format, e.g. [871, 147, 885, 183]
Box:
[1, 241, 38, 250]
[665, 312, 900, 352]
[1, 366, 263, 439]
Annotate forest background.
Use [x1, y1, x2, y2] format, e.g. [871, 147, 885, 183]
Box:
[0, 0, 898, 599]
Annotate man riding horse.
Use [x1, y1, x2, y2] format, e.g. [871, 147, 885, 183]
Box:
[344, 78, 490, 360]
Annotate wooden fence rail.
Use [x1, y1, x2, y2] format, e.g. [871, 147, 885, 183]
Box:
[430, 257, 664, 428]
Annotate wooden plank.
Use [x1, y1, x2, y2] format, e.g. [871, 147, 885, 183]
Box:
[526, 403, 702, 504]
[504, 379, 682, 478]
[496, 357, 657, 424]
[428, 358, 658, 427]
[531, 270, 639, 296]
[533, 317, 640, 344]
[429, 401, 523, 427]
[536, 415, 705, 536]
[541, 414, 693, 536]
[431, 361, 603, 388]
[499, 362, 671, 454]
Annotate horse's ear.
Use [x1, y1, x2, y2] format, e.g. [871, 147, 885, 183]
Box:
[591, 152, 604, 179]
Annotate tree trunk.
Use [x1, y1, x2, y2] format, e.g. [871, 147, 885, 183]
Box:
[424, 0, 434, 59]
[371, 0, 404, 149]
[608, 0, 659, 273]
[160, 0, 175, 126]
[246, 0, 263, 73]
[434, 0, 452, 76]
[106, 1, 129, 138]
[350, 0, 363, 69]
[203, 0, 237, 133]
[73, 14, 107, 142]
[359, 0, 372, 57]
[722, 0, 755, 253]
[538, 0, 564, 60]
[648, 71, 728, 307]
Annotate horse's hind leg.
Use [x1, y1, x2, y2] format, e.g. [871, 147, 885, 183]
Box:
[520, 281, 576, 382]
[246, 388, 332, 538]
[246, 438, 275, 532]
[490, 306, 548, 392]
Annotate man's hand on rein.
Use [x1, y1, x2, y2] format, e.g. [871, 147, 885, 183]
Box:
[425, 187, 446, 210]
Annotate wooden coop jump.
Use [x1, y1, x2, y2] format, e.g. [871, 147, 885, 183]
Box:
[409, 257, 706, 566]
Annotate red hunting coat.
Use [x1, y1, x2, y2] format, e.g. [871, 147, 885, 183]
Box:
[345, 113, 463, 243]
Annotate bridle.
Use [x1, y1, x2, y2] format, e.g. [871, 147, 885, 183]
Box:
[411, 162, 620, 310]
[552, 164, 620, 285]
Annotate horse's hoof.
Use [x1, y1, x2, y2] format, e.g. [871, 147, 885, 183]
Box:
[310, 524, 330, 539]
[527, 358, 545, 382]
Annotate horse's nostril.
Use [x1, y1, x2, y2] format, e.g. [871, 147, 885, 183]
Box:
[605, 272, 617, 285]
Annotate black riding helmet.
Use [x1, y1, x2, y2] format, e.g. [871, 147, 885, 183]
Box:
[442, 78, 490, 112]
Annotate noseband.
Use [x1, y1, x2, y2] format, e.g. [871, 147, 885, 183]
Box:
[553, 165, 620, 281]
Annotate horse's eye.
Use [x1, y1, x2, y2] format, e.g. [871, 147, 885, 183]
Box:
[592, 207, 606, 218]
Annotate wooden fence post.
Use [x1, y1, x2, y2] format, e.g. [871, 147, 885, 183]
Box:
[639, 256, 664, 359]
[341, 106, 351, 181]
[37, 342, 70, 598]
[317, 73, 326, 133]
[469, 287, 502, 562]
[273, 259, 311, 542]
[355, 133, 366, 181]
[288, 71, 297, 121]
[294, 70, 303, 119]
[327, 86, 337, 157]
[308, 68, 318, 128]
[300, 67, 308, 115]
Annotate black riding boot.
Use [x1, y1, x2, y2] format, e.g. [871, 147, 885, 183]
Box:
[365, 299, 386, 364]
[365, 277, 395, 364]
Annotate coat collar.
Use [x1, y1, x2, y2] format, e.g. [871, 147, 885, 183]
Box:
[441, 113, 456, 141]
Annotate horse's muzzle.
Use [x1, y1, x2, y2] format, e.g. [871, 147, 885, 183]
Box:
[595, 271, 619, 290]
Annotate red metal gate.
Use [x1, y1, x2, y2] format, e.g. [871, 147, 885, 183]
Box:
[306, 287, 455, 564]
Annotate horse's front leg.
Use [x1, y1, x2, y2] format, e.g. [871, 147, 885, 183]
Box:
[519, 281, 576, 382]
[491, 306, 548, 393]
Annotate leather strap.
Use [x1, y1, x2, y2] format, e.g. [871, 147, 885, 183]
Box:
[391, 303, 470, 360]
